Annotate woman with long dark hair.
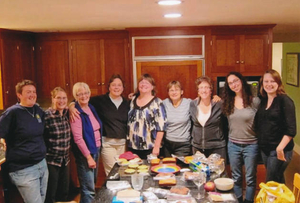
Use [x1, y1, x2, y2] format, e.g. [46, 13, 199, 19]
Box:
[222, 72, 260, 203]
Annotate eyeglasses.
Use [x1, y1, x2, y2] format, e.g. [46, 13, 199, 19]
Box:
[54, 96, 67, 100]
[198, 86, 211, 91]
[76, 92, 90, 97]
[228, 78, 240, 86]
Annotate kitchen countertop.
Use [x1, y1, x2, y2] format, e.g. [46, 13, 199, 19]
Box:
[93, 160, 238, 203]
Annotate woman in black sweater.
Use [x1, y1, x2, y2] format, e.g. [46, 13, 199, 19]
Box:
[255, 69, 296, 183]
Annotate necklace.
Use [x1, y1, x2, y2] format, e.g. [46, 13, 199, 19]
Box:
[23, 106, 35, 117]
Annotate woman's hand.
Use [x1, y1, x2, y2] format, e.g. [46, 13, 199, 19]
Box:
[152, 146, 160, 156]
[212, 95, 221, 102]
[128, 93, 134, 100]
[276, 147, 286, 161]
[86, 155, 97, 169]
[69, 102, 80, 122]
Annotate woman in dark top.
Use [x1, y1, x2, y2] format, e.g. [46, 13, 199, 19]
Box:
[255, 69, 296, 183]
[190, 76, 227, 161]
[44, 87, 71, 203]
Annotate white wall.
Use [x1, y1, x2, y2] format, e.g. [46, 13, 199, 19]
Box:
[272, 43, 283, 75]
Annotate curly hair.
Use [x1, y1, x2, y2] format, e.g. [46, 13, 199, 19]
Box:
[222, 72, 253, 116]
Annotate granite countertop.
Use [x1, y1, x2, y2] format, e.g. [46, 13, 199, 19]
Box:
[93, 161, 237, 203]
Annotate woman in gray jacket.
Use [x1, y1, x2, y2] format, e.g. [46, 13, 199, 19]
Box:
[190, 76, 227, 161]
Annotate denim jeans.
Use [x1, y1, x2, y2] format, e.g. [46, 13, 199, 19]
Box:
[9, 159, 48, 203]
[261, 149, 293, 183]
[228, 141, 258, 201]
[74, 148, 100, 203]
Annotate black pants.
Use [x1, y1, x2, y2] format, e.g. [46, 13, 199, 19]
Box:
[164, 139, 191, 157]
[45, 163, 70, 203]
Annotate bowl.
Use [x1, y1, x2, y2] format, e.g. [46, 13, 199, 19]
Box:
[214, 178, 234, 191]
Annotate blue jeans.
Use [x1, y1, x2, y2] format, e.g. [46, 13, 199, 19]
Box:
[228, 141, 258, 201]
[9, 159, 48, 203]
[74, 148, 100, 203]
[261, 149, 293, 183]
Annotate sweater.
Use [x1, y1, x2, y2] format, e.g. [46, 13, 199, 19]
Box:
[0, 104, 46, 172]
[89, 93, 129, 139]
[255, 94, 296, 151]
[190, 98, 227, 149]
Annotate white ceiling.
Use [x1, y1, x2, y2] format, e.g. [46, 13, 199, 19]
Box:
[1, 0, 300, 34]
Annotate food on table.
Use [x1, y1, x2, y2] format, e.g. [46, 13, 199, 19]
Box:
[137, 169, 148, 173]
[162, 157, 176, 164]
[184, 156, 193, 164]
[128, 164, 139, 169]
[116, 189, 140, 199]
[124, 168, 136, 174]
[118, 158, 129, 165]
[129, 157, 142, 164]
[119, 151, 139, 160]
[150, 158, 160, 165]
[158, 178, 176, 187]
[204, 181, 216, 192]
[170, 186, 190, 195]
[138, 165, 148, 170]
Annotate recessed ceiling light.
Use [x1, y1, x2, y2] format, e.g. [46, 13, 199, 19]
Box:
[164, 13, 182, 18]
[158, 0, 182, 5]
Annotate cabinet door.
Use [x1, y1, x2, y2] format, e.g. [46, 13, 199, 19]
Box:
[1, 40, 21, 107]
[104, 38, 130, 95]
[19, 40, 35, 81]
[211, 35, 240, 74]
[36, 40, 69, 105]
[71, 40, 105, 96]
[240, 34, 269, 74]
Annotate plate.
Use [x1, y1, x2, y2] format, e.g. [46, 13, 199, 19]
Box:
[151, 164, 181, 173]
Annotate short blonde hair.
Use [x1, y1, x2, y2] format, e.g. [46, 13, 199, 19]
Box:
[72, 82, 91, 100]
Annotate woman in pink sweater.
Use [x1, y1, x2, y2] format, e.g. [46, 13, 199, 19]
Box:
[70, 82, 102, 203]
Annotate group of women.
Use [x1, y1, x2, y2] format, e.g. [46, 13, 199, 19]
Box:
[0, 69, 296, 203]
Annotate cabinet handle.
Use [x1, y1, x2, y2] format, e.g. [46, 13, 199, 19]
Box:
[102, 83, 105, 85]
[236, 61, 240, 64]
[240, 61, 244, 64]
[66, 83, 69, 86]
[6, 91, 9, 94]
[97, 83, 101, 86]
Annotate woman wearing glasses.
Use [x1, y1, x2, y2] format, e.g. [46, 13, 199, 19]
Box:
[190, 76, 227, 160]
[44, 87, 72, 203]
[222, 72, 260, 203]
[70, 82, 102, 203]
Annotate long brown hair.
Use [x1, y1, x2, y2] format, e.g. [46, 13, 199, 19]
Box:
[222, 72, 253, 116]
[260, 69, 286, 97]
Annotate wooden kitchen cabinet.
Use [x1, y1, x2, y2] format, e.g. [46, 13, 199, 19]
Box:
[0, 30, 35, 109]
[35, 40, 70, 106]
[211, 34, 270, 76]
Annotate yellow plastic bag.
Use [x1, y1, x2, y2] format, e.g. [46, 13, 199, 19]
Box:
[255, 181, 295, 203]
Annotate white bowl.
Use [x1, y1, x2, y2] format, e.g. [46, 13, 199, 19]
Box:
[214, 178, 234, 191]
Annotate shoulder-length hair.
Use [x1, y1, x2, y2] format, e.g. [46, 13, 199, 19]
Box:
[222, 72, 253, 116]
[195, 76, 213, 100]
[135, 73, 157, 96]
[260, 69, 286, 97]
